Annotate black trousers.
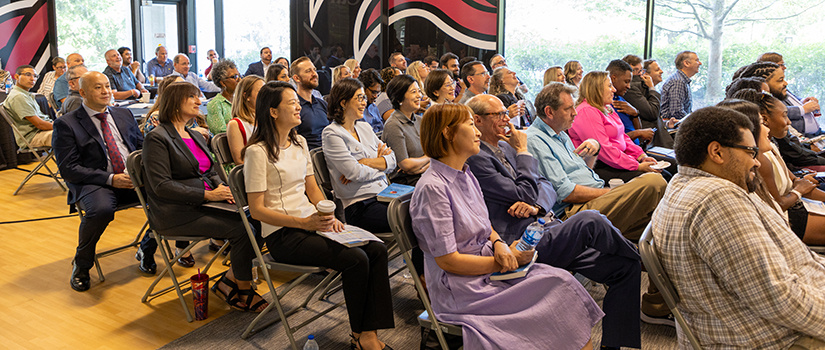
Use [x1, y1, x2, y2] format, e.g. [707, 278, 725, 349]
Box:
[265, 227, 395, 333]
[74, 186, 153, 269]
[344, 197, 390, 233]
[154, 207, 253, 280]
[594, 159, 673, 183]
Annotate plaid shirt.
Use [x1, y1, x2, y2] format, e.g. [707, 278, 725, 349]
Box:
[651, 166, 825, 349]
[660, 70, 691, 120]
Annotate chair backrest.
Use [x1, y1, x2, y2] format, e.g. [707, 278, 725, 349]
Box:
[228, 165, 249, 208]
[639, 223, 702, 350]
[126, 150, 146, 189]
[387, 192, 417, 254]
[309, 147, 334, 199]
[211, 132, 231, 182]
[0, 102, 33, 151]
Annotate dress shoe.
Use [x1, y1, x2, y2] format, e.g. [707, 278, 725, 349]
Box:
[177, 254, 195, 268]
[135, 249, 157, 275]
[71, 263, 91, 292]
[208, 240, 231, 256]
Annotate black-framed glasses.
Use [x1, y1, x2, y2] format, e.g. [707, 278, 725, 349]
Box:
[722, 143, 759, 159]
[482, 110, 509, 120]
[368, 88, 380, 96]
[227, 74, 241, 80]
[355, 94, 367, 102]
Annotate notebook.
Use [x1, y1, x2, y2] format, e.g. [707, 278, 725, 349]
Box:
[490, 251, 538, 281]
[377, 183, 415, 202]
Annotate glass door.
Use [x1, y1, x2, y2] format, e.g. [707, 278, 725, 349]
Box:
[141, 2, 181, 60]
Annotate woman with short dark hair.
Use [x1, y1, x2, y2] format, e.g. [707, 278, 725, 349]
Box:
[264, 63, 288, 83]
[381, 75, 430, 185]
[423, 69, 455, 104]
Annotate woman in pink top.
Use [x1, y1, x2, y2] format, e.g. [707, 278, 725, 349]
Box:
[568, 71, 661, 183]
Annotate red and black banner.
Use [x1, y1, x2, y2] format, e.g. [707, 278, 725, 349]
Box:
[0, 0, 56, 77]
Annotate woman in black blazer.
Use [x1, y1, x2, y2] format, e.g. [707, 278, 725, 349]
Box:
[143, 82, 266, 312]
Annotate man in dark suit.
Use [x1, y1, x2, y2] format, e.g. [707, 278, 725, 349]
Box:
[53, 71, 155, 292]
[465, 94, 643, 350]
[244, 47, 271, 77]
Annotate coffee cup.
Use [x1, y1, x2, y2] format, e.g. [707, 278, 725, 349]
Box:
[608, 178, 624, 188]
[140, 91, 150, 103]
[316, 200, 336, 217]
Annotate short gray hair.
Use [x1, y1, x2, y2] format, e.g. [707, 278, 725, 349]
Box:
[535, 82, 578, 118]
[465, 94, 491, 115]
[675, 51, 696, 70]
[211, 59, 237, 90]
[67, 64, 87, 80]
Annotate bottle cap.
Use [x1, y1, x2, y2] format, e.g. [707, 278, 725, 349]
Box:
[538, 218, 545, 225]
[308, 335, 315, 340]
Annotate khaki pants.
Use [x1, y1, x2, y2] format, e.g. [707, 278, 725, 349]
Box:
[564, 172, 667, 241]
[790, 336, 825, 350]
[29, 130, 53, 148]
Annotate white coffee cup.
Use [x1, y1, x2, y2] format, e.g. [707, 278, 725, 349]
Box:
[316, 200, 336, 217]
[608, 178, 624, 188]
[140, 91, 150, 103]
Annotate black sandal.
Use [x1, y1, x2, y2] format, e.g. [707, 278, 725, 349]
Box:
[237, 288, 268, 312]
[210, 276, 246, 311]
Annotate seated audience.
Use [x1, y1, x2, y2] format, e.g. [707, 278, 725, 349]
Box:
[119, 47, 145, 84]
[357, 68, 385, 133]
[406, 60, 431, 112]
[410, 102, 603, 350]
[205, 59, 240, 134]
[606, 60, 654, 145]
[725, 76, 768, 99]
[564, 60, 583, 87]
[568, 71, 662, 183]
[274, 56, 290, 69]
[291, 56, 329, 149]
[204, 49, 218, 80]
[423, 69, 455, 105]
[146, 45, 174, 78]
[423, 55, 439, 71]
[331, 65, 352, 87]
[322, 78, 396, 232]
[389, 51, 407, 71]
[245, 47, 271, 78]
[143, 81, 267, 312]
[526, 82, 666, 240]
[376, 67, 400, 121]
[244, 81, 394, 350]
[652, 106, 825, 349]
[142, 77, 210, 140]
[53, 53, 84, 109]
[381, 75, 430, 185]
[171, 54, 220, 94]
[465, 94, 642, 349]
[543, 66, 564, 86]
[489, 67, 530, 128]
[344, 58, 361, 79]
[53, 71, 154, 291]
[457, 61, 489, 104]
[758, 52, 822, 137]
[4, 65, 53, 148]
[227, 75, 264, 164]
[37, 57, 65, 97]
[327, 45, 344, 68]
[660, 51, 701, 120]
[264, 63, 289, 83]
[622, 55, 672, 147]
[103, 49, 148, 100]
[60, 64, 88, 116]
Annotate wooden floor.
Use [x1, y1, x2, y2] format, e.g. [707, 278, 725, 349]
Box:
[0, 159, 295, 349]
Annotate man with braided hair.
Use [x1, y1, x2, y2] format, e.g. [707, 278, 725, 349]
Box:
[757, 52, 822, 137]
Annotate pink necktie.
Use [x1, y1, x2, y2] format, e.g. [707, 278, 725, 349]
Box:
[94, 112, 125, 174]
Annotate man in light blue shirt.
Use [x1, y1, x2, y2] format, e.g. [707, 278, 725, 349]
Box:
[170, 54, 220, 94]
[526, 82, 666, 241]
[145, 45, 175, 78]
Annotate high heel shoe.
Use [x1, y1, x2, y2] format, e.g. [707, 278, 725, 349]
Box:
[350, 334, 393, 350]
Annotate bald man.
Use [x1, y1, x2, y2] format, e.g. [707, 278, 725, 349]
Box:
[53, 71, 155, 292]
[53, 52, 84, 109]
[103, 49, 147, 100]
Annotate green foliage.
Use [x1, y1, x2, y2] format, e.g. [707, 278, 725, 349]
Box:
[56, 0, 129, 71]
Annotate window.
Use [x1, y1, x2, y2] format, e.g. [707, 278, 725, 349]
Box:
[652, 0, 825, 108]
[56, 0, 132, 72]
[504, 0, 647, 102]
[195, 0, 216, 76]
[223, 0, 290, 74]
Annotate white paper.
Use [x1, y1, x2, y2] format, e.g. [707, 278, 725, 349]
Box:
[801, 198, 825, 216]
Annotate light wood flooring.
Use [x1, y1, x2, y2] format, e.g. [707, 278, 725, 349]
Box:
[0, 159, 295, 349]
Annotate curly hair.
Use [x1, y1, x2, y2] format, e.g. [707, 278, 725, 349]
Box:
[563, 60, 580, 85]
[725, 77, 766, 99]
[380, 67, 399, 90]
[211, 59, 237, 90]
[673, 106, 753, 167]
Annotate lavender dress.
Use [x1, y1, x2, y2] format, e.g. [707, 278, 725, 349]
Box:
[411, 160, 603, 350]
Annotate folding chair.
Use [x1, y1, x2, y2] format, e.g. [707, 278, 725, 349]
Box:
[73, 200, 149, 282]
[387, 193, 463, 349]
[0, 102, 66, 195]
[639, 223, 702, 350]
[210, 132, 232, 183]
[126, 150, 228, 322]
[228, 165, 343, 347]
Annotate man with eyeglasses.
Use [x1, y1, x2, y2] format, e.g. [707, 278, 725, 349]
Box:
[171, 54, 220, 94]
[60, 64, 89, 115]
[103, 49, 148, 100]
[457, 60, 490, 104]
[466, 92, 643, 350]
[4, 65, 53, 148]
[652, 106, 825, 349]
[357, 68, 385, 133]
[53, 53, 84, 110]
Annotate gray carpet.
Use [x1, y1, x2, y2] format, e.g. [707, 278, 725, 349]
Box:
[160, 260, 677, 350]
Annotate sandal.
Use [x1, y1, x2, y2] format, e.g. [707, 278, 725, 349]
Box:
[210, 276, 246, 311]
[237, 288, 269, 313]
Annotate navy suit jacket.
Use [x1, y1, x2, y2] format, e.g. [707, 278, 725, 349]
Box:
[466, 141, 557, 241]
[52, 106, 143, 205]
[244, 61, 265, 78]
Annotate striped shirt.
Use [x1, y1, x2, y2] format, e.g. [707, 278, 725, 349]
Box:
[659, 70, 691, 120]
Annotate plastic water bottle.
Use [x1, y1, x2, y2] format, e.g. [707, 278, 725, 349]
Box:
[4, 74, 12, 92]
[516, 218, 545, 251]
[303, 334, 319, 350]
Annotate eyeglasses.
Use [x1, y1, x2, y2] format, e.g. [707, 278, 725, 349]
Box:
[227, 74, 241, 80]
[20, 72, 39, 79]
[722, 143, 759, 159]
[368, 88, 380, 96]
[482, 110, 509, 120]
[472, 71, 490, 77]
[355, 94, 367, 102]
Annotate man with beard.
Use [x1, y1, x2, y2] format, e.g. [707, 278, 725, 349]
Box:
[758, 52, 822, 137]
[651, 106, 825, 349]
[291, 56, 328, 149]
[440, 52, 460, 97]
[245, 47, 272, 78]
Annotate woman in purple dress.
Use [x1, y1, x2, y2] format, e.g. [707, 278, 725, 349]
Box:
[410, 103, 603, 350]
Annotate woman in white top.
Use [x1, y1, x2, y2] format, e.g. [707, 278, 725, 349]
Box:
[244, 81, 395, 350]
[227, 75, 264, 165]
[322, 78, 396, 233]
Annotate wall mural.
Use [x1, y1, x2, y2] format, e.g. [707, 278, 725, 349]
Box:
[0, 0, 55, 82]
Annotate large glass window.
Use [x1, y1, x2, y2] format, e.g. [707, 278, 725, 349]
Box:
[141, 2, 180, 64]
[196, 0, 216, 76]
[55, 0, 132, 72]
[223, 0, 291, 74]
[652, 0, 825, 108]
[504, 0, 647, 102]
